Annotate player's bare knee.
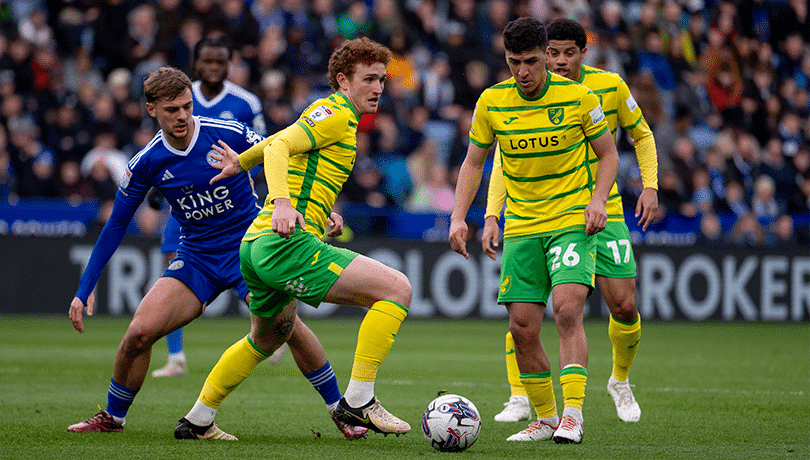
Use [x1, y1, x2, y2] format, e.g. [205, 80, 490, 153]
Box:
[553, 309, 582, 335]
[122, 325, 159, 352]
[387, 270, 412, 307]
[609, 296, 637, 323]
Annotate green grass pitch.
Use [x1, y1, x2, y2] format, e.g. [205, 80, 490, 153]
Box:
[0, 315, 807, 459]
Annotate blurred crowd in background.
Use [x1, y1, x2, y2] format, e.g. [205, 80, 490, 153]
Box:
[0, 0, 808, 245]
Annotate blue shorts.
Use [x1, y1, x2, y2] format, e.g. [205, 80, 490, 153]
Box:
[161, 216, 182, 254]
[162, 246, 249, 305]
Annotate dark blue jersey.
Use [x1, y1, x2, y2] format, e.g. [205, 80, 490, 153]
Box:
[192, 80, 266, 136]
[75, 116, 262, 302]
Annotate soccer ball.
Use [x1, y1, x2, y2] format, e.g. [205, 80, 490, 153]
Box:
[421, 394, 481, 452]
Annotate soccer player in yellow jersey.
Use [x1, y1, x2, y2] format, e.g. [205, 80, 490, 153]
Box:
[449, 17, 619, 444]
[486, 19, 658, 425]
[175, 37, 412, 438]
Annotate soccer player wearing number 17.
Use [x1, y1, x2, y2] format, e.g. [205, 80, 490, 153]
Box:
[486, 19, 658, 425]
[449, 17, 619, 444]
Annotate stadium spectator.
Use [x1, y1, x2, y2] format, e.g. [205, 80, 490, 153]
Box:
[0, 0, 807, 245]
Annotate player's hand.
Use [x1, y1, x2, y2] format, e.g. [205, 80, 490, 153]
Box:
[636, 187, 659, 231]
[209, 140, 245, 184]
[449, 218, 469, 259]
[481, 215, 500, 261]
[69, 293, 94, 333]
[272, 198, 305, 238]
[584, 199, 607, 236]
[326, 211, 343, 237]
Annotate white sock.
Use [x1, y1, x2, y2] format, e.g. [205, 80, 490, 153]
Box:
[327, 401, 338, 414]
[111, 414, 125, 425]
[168, 351, 186, 362]
[343, 380, 374, 408]
[185, 399, 217, 427]
[562, 406, 583, 424]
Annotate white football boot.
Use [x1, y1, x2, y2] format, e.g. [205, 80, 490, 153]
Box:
[607, 376, 641, 422]
[494, 395, 531, 422]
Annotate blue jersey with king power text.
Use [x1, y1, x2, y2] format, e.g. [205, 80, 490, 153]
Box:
[74, 116, 262, 303]
[192, 80, 266, 136]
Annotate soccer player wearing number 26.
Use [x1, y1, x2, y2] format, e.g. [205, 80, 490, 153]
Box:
[449, 17, 619, 444]
[487, 19, 658, 426]
[176, 37, 412, 438]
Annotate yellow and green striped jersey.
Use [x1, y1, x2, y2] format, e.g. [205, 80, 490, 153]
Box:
[577, 64, 657, 221]
[243, 92, 359, 241]
[471, 71, 609, 238]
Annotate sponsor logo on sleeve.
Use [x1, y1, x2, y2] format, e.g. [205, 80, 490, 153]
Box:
[302, 116, 316, 127]
[589, 105, 605, 125]
[120, 169, 132, 189]
[626, 94, 638, 112]
[309, 105, 334, 122]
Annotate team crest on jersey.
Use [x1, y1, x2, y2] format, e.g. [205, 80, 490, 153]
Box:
[120, 169, 132, 189]
[309, 105, 334, 122]
[500, 276, 511, 294]
[548, 108, 564, 125]
[168, 260, 184, 270]
[206, 150, 222, 166]
[219, 111, 235, 120]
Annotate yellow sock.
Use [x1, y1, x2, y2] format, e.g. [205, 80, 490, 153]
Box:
[505, 332, 528, 397]
[350, 300, 408, 382]
[519, 372, 557, 419]
[560, 365, 587, 410]
[198, 335, 268, 409]
[609, 313, 641, 382]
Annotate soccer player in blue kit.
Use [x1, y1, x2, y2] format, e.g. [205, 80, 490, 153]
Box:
[67, 66, 366, 439]
[151, 36, 274, 379]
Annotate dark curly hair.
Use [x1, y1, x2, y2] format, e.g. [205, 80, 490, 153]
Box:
[503, 17, 548, 54]
[547, 18, 587, 50]
[327, 37, 391, 91]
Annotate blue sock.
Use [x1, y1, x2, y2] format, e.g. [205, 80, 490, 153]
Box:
[304, 361, 342, 406]
[166, 328, 183, 354]
[106, 378, 137, 419]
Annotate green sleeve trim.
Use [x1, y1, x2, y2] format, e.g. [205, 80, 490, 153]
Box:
[585, 125, 609, 141]
[560, 366, 588, 377]
[470, 137, 493, 149]
[296, 121, 317, 150]
[519, 371, 552, 379]
[246, 334, 271, 357]
[621, 114, 644, 131]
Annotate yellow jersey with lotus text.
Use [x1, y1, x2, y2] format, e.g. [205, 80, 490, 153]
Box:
[470, 71, 609, 238]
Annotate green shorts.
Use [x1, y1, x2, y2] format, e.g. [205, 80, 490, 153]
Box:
[498, 230, 596, 305]
[239, 232, 359, 318]
[595, 221, 637, 278]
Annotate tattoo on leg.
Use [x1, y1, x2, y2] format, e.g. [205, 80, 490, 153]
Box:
[272, 316, 294, 339]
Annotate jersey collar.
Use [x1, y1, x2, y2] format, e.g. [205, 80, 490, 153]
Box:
[161, 115, 201, 156]
[334, 91, 360, 123]
[516, 70, 552, 101]
[192, 80, 231, 109]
